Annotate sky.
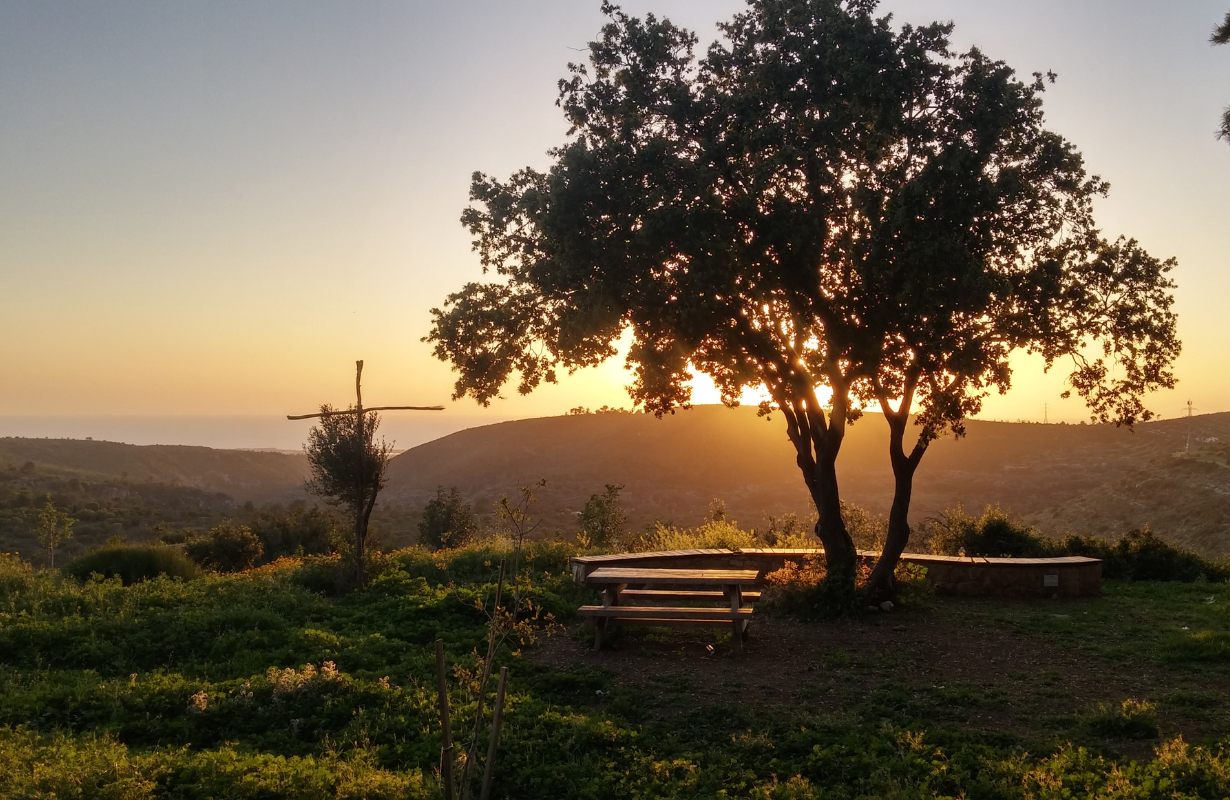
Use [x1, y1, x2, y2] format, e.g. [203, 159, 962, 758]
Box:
[1, 0, 1228, 449]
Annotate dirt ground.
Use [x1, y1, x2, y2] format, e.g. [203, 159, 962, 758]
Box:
[528, 598, 1230, 753]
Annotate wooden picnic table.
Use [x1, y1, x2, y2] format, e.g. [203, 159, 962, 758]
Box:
[581, 567, 760, 653]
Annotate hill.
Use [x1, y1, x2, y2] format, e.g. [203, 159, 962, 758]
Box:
[1027, 443, 1230, 555]
[0, 437, 308, 504]
[383, 406, 1230, 551]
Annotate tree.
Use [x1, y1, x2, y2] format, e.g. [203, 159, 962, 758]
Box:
[1215, 11, 1230, 141]
[304, 404, 393, 586]
[36, 494, 74, 567]
[427, 0, 1178, 593]
[578, 484, 626, 548]
[185, 521, 264, 572]
[418, 485, 479, 550]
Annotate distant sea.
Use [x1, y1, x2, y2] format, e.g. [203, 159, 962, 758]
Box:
[0, 414, 510, 452]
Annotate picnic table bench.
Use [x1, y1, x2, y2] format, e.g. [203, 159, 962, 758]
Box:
[578, 567, 760, 653]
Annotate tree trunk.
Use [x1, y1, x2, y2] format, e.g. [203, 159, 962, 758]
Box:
[809, 450, 857, 582]
[780, 395, 858, 585]
[865, 413, 923, 603]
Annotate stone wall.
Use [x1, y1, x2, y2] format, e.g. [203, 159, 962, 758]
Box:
[571, 548, 1101, 598]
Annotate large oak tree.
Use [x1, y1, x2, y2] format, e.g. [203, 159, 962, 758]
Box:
[427, 0, 1179, 592]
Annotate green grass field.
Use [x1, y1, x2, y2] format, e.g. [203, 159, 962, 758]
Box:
[3, 546, 1230, 799]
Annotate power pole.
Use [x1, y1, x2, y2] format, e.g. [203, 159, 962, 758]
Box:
[1183, 400, 1197, 453]
[1044, 403, 1048, 424]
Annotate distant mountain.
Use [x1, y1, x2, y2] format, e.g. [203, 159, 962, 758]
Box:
[383, 406, 1230, 552]
[0, 438, 308, 504]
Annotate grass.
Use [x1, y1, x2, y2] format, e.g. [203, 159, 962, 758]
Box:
[3, 548, 1230, 798]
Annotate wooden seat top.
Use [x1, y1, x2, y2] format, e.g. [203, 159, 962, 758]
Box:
[577, 604, 755, 619]
[585, 567, 760, 586]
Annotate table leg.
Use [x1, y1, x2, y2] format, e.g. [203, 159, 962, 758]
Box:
[594, 584, 623, 652]
[728, 584, 743, 654]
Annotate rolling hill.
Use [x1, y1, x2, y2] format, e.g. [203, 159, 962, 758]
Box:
[382, 406, 1230, 553]
[0, 437, 308, 504]
[3, 407, 1226, 557]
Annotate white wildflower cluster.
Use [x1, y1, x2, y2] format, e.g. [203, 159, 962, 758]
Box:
[188, 690, 208, 713]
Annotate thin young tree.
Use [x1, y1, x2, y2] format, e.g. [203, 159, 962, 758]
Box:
[304, 404, 393, 586]
[427, 0, 1179, 593]
[36, 494, 75, 568]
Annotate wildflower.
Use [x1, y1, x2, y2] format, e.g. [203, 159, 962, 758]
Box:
[188, 691, 208, 712]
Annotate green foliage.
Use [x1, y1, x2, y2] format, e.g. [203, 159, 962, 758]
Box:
[35, 494, 75, 568]
[0, 462, 243, 564]
[1083, 698, 1161, 739]
[304, 387, 395, 586]
[417, 485, 478, 551]
[577, 484, 626, 549]
[5, 541, 1230, 798]
[250, 505, 342, 561]
[922, 505, 1230, 582]
[840, 502, 886, 552]
[63, 543, 198, 585]
[759, 557, 929, 619]
[185, 521, 264, 572]
[1062, 528, 1230, 583]
[921, 505, 1054, 558]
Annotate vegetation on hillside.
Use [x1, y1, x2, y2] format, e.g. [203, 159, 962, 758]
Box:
[4, 541, 1230, 798]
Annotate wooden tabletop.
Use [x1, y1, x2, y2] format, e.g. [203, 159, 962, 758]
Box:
[586, 567, 760, 586]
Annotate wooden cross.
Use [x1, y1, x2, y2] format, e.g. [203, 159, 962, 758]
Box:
[287, 360, 443, 582]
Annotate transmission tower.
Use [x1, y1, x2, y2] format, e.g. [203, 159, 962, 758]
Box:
[1184, 400, 1197, 452]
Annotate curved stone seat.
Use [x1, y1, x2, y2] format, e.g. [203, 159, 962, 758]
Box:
[571, 548, 1101, 598]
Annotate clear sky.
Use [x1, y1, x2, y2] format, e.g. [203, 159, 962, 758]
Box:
[1, 0, 1227, 447]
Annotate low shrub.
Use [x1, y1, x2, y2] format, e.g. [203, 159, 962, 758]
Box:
[1060, 528, 1230, 582]
[63, 544, 198, 585]
[249, 506, 341, 561]
[758, 554, 864, 619]
[0, 552, 34, 596]
[760, 555, 931, 619]
[1083, 699, 1161, 739]
[920, 506, 1230, 583]
[920, 505, 1052, 558]
[417, 486, 478, 551]
[633, 518, 814, 553]
[184, 522, 263, 572]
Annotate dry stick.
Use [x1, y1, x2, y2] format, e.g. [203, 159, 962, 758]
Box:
[435, 639, 455, 800]
[479, 667, 509, 800]
[459, 562, 506, 798]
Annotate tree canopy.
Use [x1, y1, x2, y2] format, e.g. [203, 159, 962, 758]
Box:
[428, 0, 1179, 588]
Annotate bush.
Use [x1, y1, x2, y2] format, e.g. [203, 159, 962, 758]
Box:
[634, 517, 815, 553]
[759, 556, 929, 619]
[920, 505, 1052, 558]
[63, 544, 198, 585]
[1061, 528, 1230, 582]
[184, 522, 264, 572]
[249, 506, 341, 561]
[417, 486, 478, 551]
[577, 484, 626, 549]
[1083, 699, 1160, 739]
[919, 507, 1229, 583]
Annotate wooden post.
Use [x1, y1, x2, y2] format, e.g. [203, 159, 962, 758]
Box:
[479, 667, 509, 800]
[435, 638, 455, 800]
[728, 584, 743, 654]
[354, 360, 366, 586]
